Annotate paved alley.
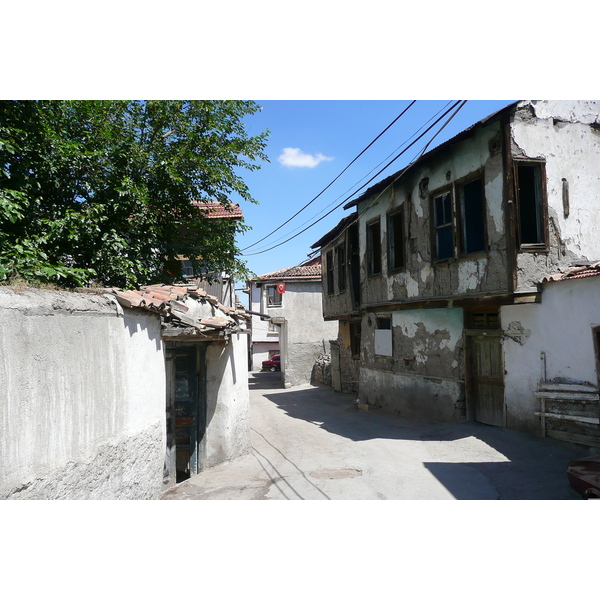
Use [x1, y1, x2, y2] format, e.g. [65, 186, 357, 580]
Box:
[161, 371, 588, 500]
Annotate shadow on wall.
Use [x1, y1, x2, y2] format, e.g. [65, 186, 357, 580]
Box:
[259, 383, 584, 500]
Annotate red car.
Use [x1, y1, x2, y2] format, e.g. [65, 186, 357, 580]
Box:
[262, 355, 280, 372]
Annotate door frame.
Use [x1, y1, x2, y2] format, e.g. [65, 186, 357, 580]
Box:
[464, 308, 506, 427]
[164, 342, 207, 489]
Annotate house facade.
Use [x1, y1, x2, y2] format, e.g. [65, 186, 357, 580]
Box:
[249, 257, 338, 387]
[312, 100, 600, 439]
[248, 281, 280, 370]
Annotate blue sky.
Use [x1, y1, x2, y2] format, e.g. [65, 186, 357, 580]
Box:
[234, 100, 515, 280]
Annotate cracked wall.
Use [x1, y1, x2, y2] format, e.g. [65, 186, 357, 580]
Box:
[359, 307, 465, 420]
[0, 288, 166, 499]
[511, 100, 600, 291]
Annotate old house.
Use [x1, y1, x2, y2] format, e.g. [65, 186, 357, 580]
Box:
[247, 281, 280, 371]
[312, 100, 600, 443]
[248, 257, 338, 387]
[0, 283, 251, 499]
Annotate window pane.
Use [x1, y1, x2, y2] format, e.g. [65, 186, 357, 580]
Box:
[388, 212, 404, 271]
[367, 221, 382, 275]
[437, 225, 453, 260]
[517, 164, 543, 244]
[461, 178, 485, 254]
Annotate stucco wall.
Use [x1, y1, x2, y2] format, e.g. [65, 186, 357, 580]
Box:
[359, 307, 465, 420]
[511, 100, 600, 291]
[501, 275, 600, 433]
[204, 333, 251, 469]
[0, 288, 166, 499]
[263, 281, 338, 387]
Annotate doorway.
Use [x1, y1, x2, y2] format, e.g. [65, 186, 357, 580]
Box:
[465, 310, 505, 427]
[164, 344, 207, 487]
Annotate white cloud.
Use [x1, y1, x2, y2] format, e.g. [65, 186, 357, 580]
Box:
[278, 147, 334, 168]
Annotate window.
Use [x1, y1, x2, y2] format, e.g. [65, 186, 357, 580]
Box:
[350, 321, 361, 358]
[458, 176, 486, 255]
[180, 259, 194, 277]
[266, 285, 282, 307]
[367, 219, 382, 275]
[374, 315, 392, 357]
[336, 245, 346, 292]
[387, 210, 405, 272]
[326, 250, 334, 295]
[515, 162, 547, 249]
[433, 191, 454, 261]
[268, 320, 278, 333]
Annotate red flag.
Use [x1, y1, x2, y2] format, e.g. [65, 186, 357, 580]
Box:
[277, 282, 286, 294]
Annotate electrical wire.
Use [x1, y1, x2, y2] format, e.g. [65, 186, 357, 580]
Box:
[239, 101, 416, 252]
[242, 100, 467, 257]
[245, 101, 456, 253]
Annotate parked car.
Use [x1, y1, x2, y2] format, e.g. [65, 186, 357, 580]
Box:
[567, 453, 600, 499]
[262, 355, 280, 372]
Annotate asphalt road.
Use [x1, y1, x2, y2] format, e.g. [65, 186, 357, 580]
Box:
[161, 370, 588, 500]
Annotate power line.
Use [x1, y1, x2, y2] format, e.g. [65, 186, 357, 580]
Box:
[245, 102, 456, 253]
[242, 100, 466, 257]
[239, 101, 416, 252]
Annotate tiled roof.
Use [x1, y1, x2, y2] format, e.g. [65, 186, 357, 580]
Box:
[543, 262, 600, 284]
[191, 201, 243, 219]
[255, 257, 322, 281]
[98, 284, 249, 334]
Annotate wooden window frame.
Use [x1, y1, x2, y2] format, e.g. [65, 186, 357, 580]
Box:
[336, 244, 346, 292]
[366, 217, 382, 277]
[266, 284, 282, 307]
[455, 170, 488, 257]
[387, 207, 406, 273]
[326, 250, 334, 295]
[514, 160, 549, 253]
[430, 186, 455, 263]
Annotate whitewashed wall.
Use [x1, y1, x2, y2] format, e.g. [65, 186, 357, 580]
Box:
[0, 288, 166, 499]
[502, 275, 600, 433]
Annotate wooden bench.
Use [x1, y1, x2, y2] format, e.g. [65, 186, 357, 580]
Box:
[534, 383, 600, 448]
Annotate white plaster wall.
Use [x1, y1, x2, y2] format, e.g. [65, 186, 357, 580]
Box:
[512, 100, 600, 264]
[204, 333, 250, 468]
[252, 341, 279, 370]
[0, 289, 166, 499]
[501, 275, 600, 433]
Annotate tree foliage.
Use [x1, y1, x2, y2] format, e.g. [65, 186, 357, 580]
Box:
[0, 100, 268, 288]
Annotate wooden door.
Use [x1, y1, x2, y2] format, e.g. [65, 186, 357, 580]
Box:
[469, 332, 504, 426]
[465, 310, 504, 427]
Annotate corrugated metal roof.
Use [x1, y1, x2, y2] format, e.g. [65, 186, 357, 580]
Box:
[543, 262, 600, 284]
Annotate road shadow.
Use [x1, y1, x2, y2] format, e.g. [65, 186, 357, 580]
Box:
[249, 370, 284, 391]
[256, 379, 586, 500]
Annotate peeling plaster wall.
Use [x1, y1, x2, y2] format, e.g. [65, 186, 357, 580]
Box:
[203, 333, 251, 469]
[359, 307, 465, 420]
[511, 101, 600, 291]
[359, 120, 509, 307]
[0, 288, 166, 499]
[501, 275, 600, 433]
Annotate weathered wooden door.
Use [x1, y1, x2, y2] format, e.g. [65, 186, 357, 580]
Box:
[465, 311, 504, 427]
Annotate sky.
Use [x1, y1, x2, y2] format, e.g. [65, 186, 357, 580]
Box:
[233, 99, 515, 280]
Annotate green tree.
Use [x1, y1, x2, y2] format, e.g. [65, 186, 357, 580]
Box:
[0, 100, 268, 288]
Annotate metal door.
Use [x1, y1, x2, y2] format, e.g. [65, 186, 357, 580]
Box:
[468, 332, 504, 427]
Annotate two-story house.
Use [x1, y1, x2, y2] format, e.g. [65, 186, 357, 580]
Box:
[248, 257, 338, 387]
[312, 100, 600, 442]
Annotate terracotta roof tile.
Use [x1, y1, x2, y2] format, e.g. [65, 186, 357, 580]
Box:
[255, 257, 322, 281]
[543, 261, 600, 284]
[191, 201, 243, 219]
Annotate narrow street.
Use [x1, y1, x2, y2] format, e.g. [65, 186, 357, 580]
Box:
[161, 371, 586, 500]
